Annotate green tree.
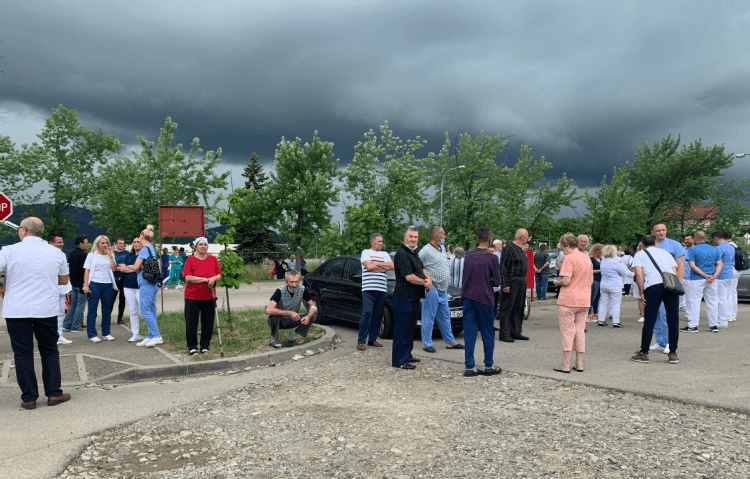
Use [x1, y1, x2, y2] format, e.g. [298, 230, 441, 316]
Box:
[629, 134, 741, 236]
[320, 202, 388, 257]
[241, 152, 268, 191]
[423, 131, 507, 248]
[0, 135, 44, 240]
[582, 164, 649, 245]
[234, 154, 278, 261]
[91, 117, 229, 240]
[343, 122, 427, 245]
[493, 145, 579, 241]
[266, 131, 340, 268]
[18, 105, 121, 237]
[215, 190, 254, 330]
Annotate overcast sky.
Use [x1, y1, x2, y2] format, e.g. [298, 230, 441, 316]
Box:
[3, 0, 750, 201]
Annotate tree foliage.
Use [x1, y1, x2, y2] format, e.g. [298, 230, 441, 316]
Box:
[91, 117, 229, 240]
[343, 122, 427, 246]
[241, 152, 268, 192]
[234, 155, 279, 259]
[423, 131, 507, 249]
[266, 131, 340, 267]
[320, 202, 388, 257]
[582, 164, 649, 245]
[17, 105, 121, 237]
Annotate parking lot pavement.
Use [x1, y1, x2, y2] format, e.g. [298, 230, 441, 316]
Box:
[387, 296, 750, 413]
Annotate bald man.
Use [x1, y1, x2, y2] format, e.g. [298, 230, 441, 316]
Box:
[498, 228, 530, 342]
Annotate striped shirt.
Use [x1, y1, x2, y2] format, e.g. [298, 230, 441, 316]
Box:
[360, 249, 392, 292]
[418, 243, 450, 291]
[500, 242, 528, 289]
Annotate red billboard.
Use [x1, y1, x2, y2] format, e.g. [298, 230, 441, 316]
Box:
[158, 206, 205, 238]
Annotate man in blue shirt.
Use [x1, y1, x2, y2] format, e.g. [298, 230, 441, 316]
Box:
[682, 231, 722, 333]
[711, 231, 734, 329]
[648, 222, 686, 353]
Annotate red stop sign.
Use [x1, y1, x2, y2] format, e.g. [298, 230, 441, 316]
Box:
[0, 192, 12, 223]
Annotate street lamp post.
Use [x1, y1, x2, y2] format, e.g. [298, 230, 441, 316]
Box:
[440, 165, 465, 227]
[736, 153, 749, 158]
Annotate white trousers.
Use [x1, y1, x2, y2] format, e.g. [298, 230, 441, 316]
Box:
[716, 278, 732, 327]
[687, 278, 719, 328]
[682, 279, 693, 323]
[598, 285, 623, 324]
[58, 295, 66, 340]
[729, 269, 740, 318]
[124, 287, 141, 336]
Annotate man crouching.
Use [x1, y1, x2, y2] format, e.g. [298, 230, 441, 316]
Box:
[265, 270, 317, 348]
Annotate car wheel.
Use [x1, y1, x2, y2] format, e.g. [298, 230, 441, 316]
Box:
[311, 296, 326, 325]
[523, 296, 531, 320]
[380, 306, 394, 340]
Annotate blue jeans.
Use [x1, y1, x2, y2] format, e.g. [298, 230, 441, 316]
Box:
[653, 303, 669, 347]
[359, 290, 385, 344]
[138, 277, 161, 339]
[391, 296, 418, 367]
[589, 280, 601, 315]
[462, 298, 495, 369]
[535, 274, 549, 300]
[421, 287, 455, 347]
[640, 284, 679, 354]
[62, 286, 87, 331]
[86, 282, 113, 338]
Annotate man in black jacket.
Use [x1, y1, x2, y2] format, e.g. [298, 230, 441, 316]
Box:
[62, 236, 88, 332]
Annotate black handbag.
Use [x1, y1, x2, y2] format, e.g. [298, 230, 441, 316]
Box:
[644, 249, 684, 296]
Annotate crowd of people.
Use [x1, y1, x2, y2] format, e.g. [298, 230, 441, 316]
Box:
[1, 214, 745, 408]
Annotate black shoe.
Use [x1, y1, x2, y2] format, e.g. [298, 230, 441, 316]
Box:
[116, 319, 124, 325]
[407, 357, 421, 363]
[483, 366, 502, 376]
[510, 334, 529, 341]
[446, 343, 465, 350]
[189, 349, 198, 355]
[631, 351, 649, 363]
[680, 326, 698, 333]
[597, 321, 607, 327]
[612, 323, 623, 329]
[464, 367, 479, 377]
[500, 336, 515, 343]
[423, 346, 437, 353]
[709, 326, 719, 333]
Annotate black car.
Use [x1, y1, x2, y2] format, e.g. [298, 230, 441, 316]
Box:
[303, 255, 464, 339]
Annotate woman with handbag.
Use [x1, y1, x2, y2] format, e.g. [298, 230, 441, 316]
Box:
[82, 235, 118, 342]
[631, 235, 681, 364]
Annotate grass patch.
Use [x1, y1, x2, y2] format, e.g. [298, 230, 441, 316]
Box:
[126, 307, 325, 360]
[240, 263, 320, 283]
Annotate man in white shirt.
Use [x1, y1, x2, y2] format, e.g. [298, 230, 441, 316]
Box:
[0, 217, 72, 409]
[631, 234, 680, 365]
[358, 233, 394, 350]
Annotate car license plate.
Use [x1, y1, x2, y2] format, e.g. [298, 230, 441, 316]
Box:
[450, 310, 462, 318]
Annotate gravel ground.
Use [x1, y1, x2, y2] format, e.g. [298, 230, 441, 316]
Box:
[61, 347, 750, 478]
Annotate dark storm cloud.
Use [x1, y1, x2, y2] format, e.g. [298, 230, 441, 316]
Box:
[2, 1, 750, 187]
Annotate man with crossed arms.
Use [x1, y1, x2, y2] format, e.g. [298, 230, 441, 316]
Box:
[682, 231, 722, 333]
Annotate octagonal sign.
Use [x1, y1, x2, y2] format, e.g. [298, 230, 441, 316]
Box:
[0, 192, 12, 223]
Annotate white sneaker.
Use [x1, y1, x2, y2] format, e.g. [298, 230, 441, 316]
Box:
[728, 316, 736, 322]
[662, 344, 670, 354]
[90, 337, 102, 343]
[128, 334, 142, 342]
[649, 343, 663, 351]
[150, 337, 164, 345]
[718, 324, 728, 329]
[103, 335, 115, 341]
[638, 317, 645, 323]
[136, 338, 151, 347]
[57, 337, 72, 345]
[175, 285, 183, 289]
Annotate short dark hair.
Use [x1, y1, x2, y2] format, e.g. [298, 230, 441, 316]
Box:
[624, 248, 633, 255]
[642, 235, 656, 247]
[683, 233, 693, 239]
[74, 235, 87, 246]
[723, 230, 733, 240]
[115, 237, 125, 243]
[180, 247, 185, 252]
[651, 220, 666, 232]
[711, 231, 723, 240]
[477, 227, 493, 244]
[47, 234, 62, 243]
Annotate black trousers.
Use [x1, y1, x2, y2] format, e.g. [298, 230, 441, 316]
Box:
[498, 276, 527, 338]
[5, 316, 63, 402]
[109, 276, 126, 319]
[623, 284, 632, 296]
[185, 299, 215, 350]
[267, 314, 312, 342]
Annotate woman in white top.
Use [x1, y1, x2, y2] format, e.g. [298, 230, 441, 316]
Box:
[83, 235, 118, 342]
[598, 244, 634, 328]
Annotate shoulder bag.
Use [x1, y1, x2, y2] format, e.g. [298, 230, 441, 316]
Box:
[644, 249, 684, 296]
